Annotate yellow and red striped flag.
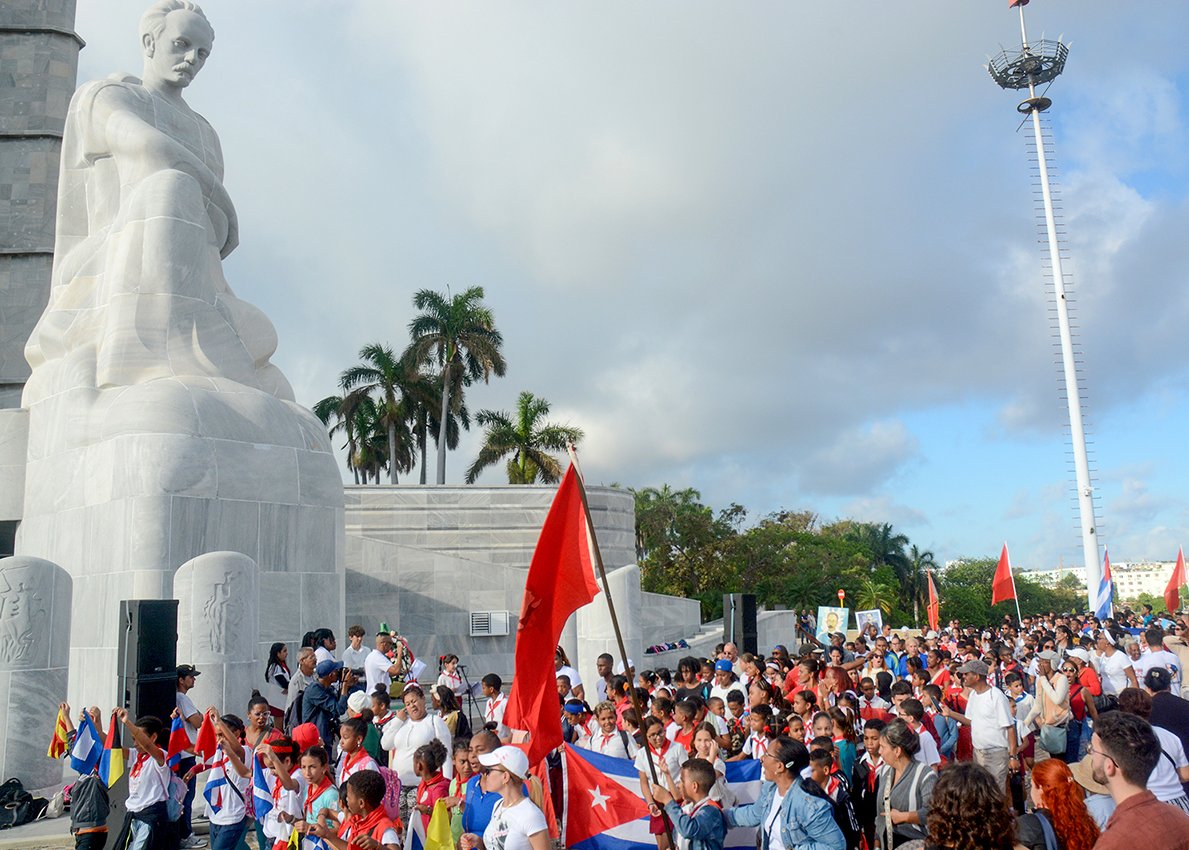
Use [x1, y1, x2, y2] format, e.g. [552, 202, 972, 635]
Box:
[47, 705, 70, 759]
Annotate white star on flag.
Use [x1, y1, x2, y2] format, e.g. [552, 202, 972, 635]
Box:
[588, 784, 610, 810]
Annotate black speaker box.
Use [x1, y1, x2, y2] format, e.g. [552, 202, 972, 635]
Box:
[723, 593, 758, 655]
[117, 600, 179, 720]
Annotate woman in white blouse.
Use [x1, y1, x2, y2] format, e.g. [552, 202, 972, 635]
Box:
[380, 684, 453, 825]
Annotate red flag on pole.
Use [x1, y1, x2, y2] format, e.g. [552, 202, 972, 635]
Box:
[503, 465, 600, 765]
[1165, 548, 1186, 615]
[926, 571, 940, 633]
[992, 543, 1015, 605]
[1009, 0, 1029, 7]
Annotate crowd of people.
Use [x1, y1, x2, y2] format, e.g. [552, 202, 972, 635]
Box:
[51, 607, 1189, 850]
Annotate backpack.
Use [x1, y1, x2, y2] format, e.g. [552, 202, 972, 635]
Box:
[0, 778, 46, 830]
[802, 779, 861, 850]
[377, 767, 402, 822]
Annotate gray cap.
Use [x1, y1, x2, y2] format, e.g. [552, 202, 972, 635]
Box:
[1037, 650, 1059, 663]
[957, 659, 990, 677]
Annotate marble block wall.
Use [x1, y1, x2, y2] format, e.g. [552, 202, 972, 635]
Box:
[344, 485, 681, 686]
[639, 592, 702, 648]
[344, 485, 636, 569]
[0, 555, 71, 789]
[0, 409, 27, 520]
[0, 1, 81, 404]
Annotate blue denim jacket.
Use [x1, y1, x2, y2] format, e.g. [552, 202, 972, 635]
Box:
[664, 799, 727, 850]
[725, 779, 844, 850]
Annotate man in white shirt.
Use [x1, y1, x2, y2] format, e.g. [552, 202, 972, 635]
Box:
[1135, 628, 1183, 691]
[341, 624, 370, 671]
[709, 660, 746, 720]
[175, 665, 204, 849]
[943, 659, 1018, 782]
[1095, 632, 1139, 695]
[364, 633, 403, 696]
[594, 653, 614, 702]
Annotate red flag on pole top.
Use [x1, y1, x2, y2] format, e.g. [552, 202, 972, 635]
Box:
[1165, 548, 1186, 615]
[992, 543, 1015, 605]
[1009, 0, 1029, 8]
[926, 571, 940, 634]
[503, 465, 600, 765]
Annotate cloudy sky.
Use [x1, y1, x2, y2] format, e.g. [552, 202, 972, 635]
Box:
[74, 1, 1189, 574]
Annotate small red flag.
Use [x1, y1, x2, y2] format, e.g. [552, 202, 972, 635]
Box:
[926, 571, 940, 633]
[1165, 548, 1186, 615]
[503, 465, 600, 765]
[195, 713, 218, 760]
[992, 543, 1015, 605]
[165, 716, 191, 766]
[1009, 0, 1029, 7]
[563, 745, 650, 846]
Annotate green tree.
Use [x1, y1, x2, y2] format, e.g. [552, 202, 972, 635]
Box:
[408, 286, 506, 484]
[465, 391, 583, 484]
[313, 387, 369, 485]
[340, 343, 418, 484]
[854, 575, 897, 615]
[906, 544, 938, 627]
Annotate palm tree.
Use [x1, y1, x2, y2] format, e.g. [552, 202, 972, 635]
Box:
[854, 576, 896, 615]
[348, 395, 387, 483]
[632, 484, 703, 562]
[313, 387, 370, 484]
[408, 287, 506, 484]
[340, 343, 417, 484]
[907, 544, 938, 627]
[464, 391, 583, 484]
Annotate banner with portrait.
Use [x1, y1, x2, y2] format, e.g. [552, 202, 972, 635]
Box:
[816, 606, 849, 641]
[855, 609, 884, 635]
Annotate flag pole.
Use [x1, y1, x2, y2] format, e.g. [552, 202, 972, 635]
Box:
[566, 445, 673, 845]
[1006, 542, 1024, 626]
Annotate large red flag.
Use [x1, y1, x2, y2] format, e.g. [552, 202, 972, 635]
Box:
[926, 571, 940, 633]
[503, 465, 600, 765]
[991, 543, 1015, 605]
[1165, 548, 1186, 615]
[195, 713, 218, 761]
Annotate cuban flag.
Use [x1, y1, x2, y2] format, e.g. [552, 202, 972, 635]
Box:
[203, 749, 229, 815]
[563, 744, 762, 850]
[69, 712, 102, 775]
[165, 715, 189, 771]
[252, 754, 274, 822]
[1095, 550, 1114, 621]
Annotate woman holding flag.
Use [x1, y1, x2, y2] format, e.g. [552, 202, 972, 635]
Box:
[186, 709, 251, 850]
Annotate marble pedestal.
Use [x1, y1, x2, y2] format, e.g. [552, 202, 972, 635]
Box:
[0, 556, 71, 788]
[175, 551, 260, 714]
[15, 379, 345, 709]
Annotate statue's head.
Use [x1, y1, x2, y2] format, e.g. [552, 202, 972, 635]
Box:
[139, 0, 214, 91]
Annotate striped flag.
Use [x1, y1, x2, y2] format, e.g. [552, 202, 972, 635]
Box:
[69, 712, 102, 775]
[47, 706, 71, 760]
[165, 715, 189, 770]
[1094, 550, 1114, 621]
[252, 753, 274, 823]
[202, 749, 231, 815]
[99, 714, 124, 787]
[563, 744, 762, 850]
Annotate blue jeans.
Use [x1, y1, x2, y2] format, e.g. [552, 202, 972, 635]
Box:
[1065, 718, 1083, 762]
[177, 756, 197, 838]
[209, 819, 248, 850]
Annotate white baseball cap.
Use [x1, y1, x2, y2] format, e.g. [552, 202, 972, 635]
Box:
[478, 746, 530, 780]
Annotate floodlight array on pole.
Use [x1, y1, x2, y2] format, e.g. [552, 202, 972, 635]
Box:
[988, 3, 1101, 611]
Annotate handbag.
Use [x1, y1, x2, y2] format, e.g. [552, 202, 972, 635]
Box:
[1038, 723, 1067, 756]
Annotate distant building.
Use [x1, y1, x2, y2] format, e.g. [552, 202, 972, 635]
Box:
[1031, 561, 1176, 602]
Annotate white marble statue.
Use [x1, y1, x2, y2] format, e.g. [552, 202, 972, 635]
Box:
[16, 0, 344, 710]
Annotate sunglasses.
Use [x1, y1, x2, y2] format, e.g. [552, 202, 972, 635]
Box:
[479, 767, 507, 777]
[1061, 667, 1076, 674]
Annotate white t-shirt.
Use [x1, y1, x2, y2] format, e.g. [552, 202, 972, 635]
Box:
[965, 686, 1014, 751]
[482, 798, 549, 850]
[634, 742, 688, 785]
[1136, 649, 1183, 689]
[911, 725, 941, 767]
[314, 646, 335, 665]
[364, 648, 394, 695]
[709, 683, 745, 719]
[765, 789, 787, 850]
[1148, 726, 1189, 802]
[1096, 651, 1134, 695]
[126, 749, 170, 813]
[262, 768, 308, 841]
[265, 663, 289, 711]
[556, 664, 583, 699]
[582, 728, 638, 759]
[485, 694, 509, 739]
[336, 750, 380, 786]
[742, 732, 771, 759]
[206, 745, 250, 826]
[176, 691, 199, 745]
[341, 644, 369, 671]
[438, 669, 465, 696]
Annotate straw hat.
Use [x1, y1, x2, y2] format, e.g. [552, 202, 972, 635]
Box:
[1069, 754, 1109, 796]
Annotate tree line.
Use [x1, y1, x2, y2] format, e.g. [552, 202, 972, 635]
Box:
[631, 486, 1085, 623]
[314, 286, 582, 485]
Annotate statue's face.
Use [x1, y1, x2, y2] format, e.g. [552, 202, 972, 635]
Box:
[145, 10, 213, 89]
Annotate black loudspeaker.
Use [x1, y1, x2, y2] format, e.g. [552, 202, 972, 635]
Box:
[117, 600, 179, 721]
[723, 593, 758, 655]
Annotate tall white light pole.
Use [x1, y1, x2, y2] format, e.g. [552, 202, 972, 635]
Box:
[989, 3, 1101, 608]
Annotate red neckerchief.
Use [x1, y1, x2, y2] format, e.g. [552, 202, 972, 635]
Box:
[305, 775, 333, 815]
[865, 755, 882, 791]
[374, 712, 393, 727]
[130, 752, 151, 779]
[417, 771, 444, 802]
[343, 806, 392, 849]
[599, 730, 618, 749]
[341, 748, 371, 780]
[751, 734, 770, 758]
[486, 695, 504, 720]
[649, 741, 671, 758]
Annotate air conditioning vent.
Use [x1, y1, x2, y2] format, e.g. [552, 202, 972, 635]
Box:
[470, 611, 510, 637]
